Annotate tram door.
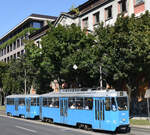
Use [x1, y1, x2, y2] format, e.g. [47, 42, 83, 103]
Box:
[26, 98, 30, 117]
[95, 98, 105, 129]
[60, 98, 68, 124]
[39, 97, 42, 119]
[14, 99, 18, 115]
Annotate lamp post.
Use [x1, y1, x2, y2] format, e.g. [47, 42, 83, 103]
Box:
[73, 64, 78, 87]
[24, 68, 27, 95]
[99, 65, 102, 90]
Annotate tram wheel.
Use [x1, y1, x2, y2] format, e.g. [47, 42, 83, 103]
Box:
[48, 119, 53, 124]
[42, 118, 46, 122]
[7, 112, 11, 116]
[78, 123, 84, 129]
[21, 115, 25, 119]
[84, 124, 91, 131]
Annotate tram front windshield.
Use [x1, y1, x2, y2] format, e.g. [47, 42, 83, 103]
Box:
[116, 97, 128, 111]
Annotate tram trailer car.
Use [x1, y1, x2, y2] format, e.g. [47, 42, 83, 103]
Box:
[6, 94, 40, 119]
[40, 89, 130, 132]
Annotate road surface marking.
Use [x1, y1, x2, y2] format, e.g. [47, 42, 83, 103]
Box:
[16, 125, 37, 133]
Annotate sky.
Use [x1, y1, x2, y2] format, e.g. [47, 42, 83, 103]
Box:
[0, 0, 87, 38]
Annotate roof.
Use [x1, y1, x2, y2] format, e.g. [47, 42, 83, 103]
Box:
[68, 0, 111, 16]
[6, 94, 39, 98]
[54, 12, 75, 26]
[41, 89, 128, 98]
[0, 14, 57, 42]
[30, 14, 57, 20]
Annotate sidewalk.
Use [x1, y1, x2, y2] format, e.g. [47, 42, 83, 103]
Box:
[130, 117, 150, 129]
[0, 110, 5, 115]
[131, 124, 150, 129]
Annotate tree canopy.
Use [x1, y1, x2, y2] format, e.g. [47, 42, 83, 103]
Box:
[1, 11, 150, 99]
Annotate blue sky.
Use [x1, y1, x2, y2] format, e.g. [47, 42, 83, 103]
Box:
[0, 0, 87, 38]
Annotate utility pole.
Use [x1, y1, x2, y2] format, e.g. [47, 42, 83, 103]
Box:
[147, 98, 150, 121]
[99, 65, 102, 90]
[24, 68, 27, 95]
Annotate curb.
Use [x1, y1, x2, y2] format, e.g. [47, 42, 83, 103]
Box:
[131, 125, 150, 129]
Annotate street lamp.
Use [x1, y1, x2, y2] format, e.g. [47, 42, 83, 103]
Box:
[73, 64, 78, 70]
[99, 65, 102, 90]
[24, 68, 27, 95]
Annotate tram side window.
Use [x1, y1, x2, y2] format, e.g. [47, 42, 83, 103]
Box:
[31, 98, 37, 106]
[76, 97, 83, 109]
[84, 98, 93, 110]
[53, 98, 59, 108]
[7, 98, 14, 105]
[19, 98, 25, 106]
[69, 97, 93, 110]
[117, 97, 128, 110]
[47, 98, 53, 107]
[111, 97, 117, 111]
[105, 97, 111, 111]
[43, 98, 48, 107]
[69, 97, 76, 109]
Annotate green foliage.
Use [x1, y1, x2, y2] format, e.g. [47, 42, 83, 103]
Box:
[95, 11, 150, 94]
[0, 27, 39, 50]
[0, 61, 8, 88]
[70, 5, 80, 15]
[2, 59, 25, 95]
[41, 24, 96, 87]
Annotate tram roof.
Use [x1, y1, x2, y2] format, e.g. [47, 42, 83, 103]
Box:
[41, 89, 128, 98]
[6, 94, 39, 98]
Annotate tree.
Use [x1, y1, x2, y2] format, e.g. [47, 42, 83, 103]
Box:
[94, 11, 150, 103]
[2, 59, 25, 95]
[41, 24, 96, 88]
[25, 40, 52, 94]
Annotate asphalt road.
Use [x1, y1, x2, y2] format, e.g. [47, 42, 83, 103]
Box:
[0, 115, 150, 135]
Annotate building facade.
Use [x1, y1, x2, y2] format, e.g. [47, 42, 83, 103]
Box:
[55, 0, 148, 32]
[0, 14, 57, 63]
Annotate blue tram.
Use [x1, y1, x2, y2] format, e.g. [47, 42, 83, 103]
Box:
[40, 89, 130, 132]
[6, 94, 39, 119]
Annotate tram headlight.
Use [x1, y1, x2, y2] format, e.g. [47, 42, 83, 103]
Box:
[122, 118, 126, 122]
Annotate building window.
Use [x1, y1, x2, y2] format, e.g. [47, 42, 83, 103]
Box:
[82, 17, 88, 29]
[17, 52, 20, 57]
[13, 42, 16, 50]
[7, 46, 9, 53]
[33, 22, 42, 28]
[21, 50, 24, 55]
[10, 55, 13, 60]
[14, 54, 16, 59]
[105, 6, 112, 20]
[25, 34, 29, 40]
[17, 39, 20, 48]
[10, 44, 12, 51]
[1, 50, 3, 56]
[4, 58, 6, 62]
[119, 0, 127, 13]
[4, 48, 6, 55]
[21, 37, 24, 46]
[135, 0, 144, 5]
[36, 41, 41, 48]
[93, 12, 100, 25]
[7, 57, 9, 62]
